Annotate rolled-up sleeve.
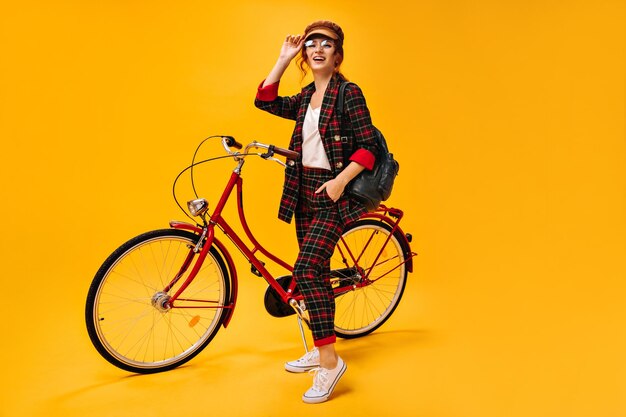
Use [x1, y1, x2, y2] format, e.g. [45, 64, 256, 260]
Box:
[256, 80, 280, 101]
[349, 148, 376, 170]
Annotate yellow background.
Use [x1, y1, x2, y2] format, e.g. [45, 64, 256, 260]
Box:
[1, 1, 625, 416]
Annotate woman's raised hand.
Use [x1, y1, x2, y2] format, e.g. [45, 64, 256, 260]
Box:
[279, 34, 304, 62]
[262, 34, 304, 87]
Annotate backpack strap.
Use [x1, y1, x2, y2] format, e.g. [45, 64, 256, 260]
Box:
[336, 81, 354, 167]
[336, 81, 386, 164]
[336, 81, 351, 118]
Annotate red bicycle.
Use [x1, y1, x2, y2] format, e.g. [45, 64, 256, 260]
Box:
[85, 136, 416, 373]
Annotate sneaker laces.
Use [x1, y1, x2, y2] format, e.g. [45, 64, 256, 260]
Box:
[309, 367, 330, 392]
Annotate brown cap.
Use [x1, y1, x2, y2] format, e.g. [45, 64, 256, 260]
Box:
[303, 20, 344, 45]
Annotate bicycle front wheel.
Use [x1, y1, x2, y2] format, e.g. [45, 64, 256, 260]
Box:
[331, 219, 408, 338]
[85, 229, 230, 373]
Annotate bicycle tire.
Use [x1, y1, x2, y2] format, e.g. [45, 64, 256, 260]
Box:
[85, 229, 230, 373]
[331, 219, 409, 338]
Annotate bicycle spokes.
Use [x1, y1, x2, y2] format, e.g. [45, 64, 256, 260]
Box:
[86, 230, 229, 373]
[330, 219, 409, 338]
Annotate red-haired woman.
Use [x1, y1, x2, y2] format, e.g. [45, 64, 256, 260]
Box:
[255, 20, 378, 403]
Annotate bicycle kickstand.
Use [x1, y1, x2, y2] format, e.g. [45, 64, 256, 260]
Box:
[289, 299, 311, 353]
[296, 316, 310, 353]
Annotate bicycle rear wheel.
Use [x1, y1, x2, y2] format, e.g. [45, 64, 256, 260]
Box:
[331, 219, 408, 338]
[85, 229, 229, 373]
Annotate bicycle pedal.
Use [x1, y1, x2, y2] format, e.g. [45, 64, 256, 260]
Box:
[289, 299, 311, 329]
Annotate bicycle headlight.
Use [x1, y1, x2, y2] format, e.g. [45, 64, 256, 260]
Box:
[187, 198, 209, 217]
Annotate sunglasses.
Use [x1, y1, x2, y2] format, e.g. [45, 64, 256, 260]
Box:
[303, 39, 335, 50]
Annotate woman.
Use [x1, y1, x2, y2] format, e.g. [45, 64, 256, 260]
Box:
[255, 20, 378, 403]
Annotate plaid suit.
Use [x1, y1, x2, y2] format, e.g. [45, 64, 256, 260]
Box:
[294, 167, 345, 345]
[255, 74, 378, 225]
[255, 74, 378, 346]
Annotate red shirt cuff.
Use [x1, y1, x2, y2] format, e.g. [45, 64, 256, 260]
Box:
[256, 80, 280, 101]
[350, 148, 376, 170]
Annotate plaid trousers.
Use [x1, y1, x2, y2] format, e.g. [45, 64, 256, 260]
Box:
[294, 167, 346, 347]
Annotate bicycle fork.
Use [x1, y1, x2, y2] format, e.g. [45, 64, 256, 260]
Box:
[165, 225, 216, 305]
[156, 222, 236, 325]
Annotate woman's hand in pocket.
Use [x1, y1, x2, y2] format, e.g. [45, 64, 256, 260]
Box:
[315, 178, 346, 202]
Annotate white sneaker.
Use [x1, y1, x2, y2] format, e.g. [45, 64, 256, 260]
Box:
[285, 348, 320, 373]
[302, 357, 347, 404]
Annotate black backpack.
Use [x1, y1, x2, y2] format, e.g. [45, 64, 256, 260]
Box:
[336, 82, 400, 211]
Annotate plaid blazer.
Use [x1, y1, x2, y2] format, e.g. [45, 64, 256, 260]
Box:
[255, 74, 378, 224]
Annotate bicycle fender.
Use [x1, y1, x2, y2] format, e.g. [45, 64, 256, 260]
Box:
[211, 237, 238, 328]
[357, 213, 415, 273]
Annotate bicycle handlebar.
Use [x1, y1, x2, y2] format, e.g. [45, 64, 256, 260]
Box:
[221, 136, 299, 166]
[269, 145, 299, 160]
[222, 136, 243, 150]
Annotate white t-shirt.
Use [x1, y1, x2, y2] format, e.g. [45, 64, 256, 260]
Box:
[301, 104, 331, 170]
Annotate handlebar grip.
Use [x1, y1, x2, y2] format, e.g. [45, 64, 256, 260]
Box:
[223, 136, 243, 150]
[273, 146, 299, 160]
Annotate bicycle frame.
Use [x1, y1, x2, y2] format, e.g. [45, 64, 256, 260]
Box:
[85, 137, 418, 374]
[163, 155, 415, 330]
